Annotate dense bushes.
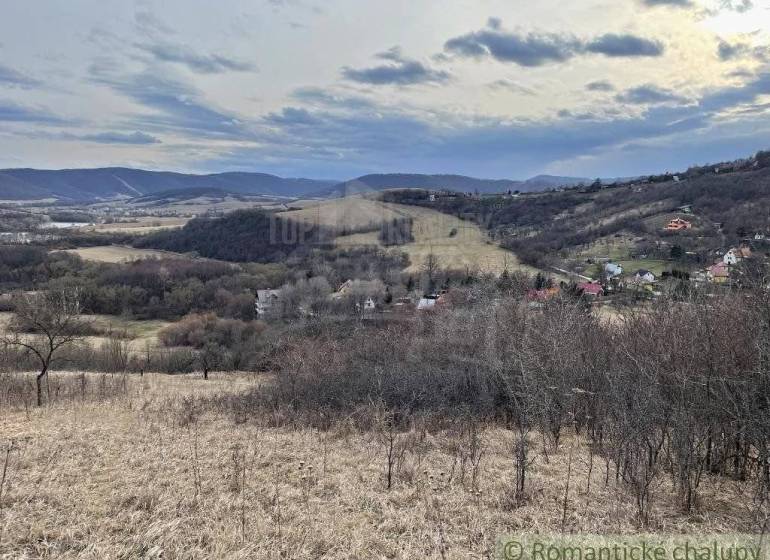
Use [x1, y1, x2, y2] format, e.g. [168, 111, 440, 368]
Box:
[159, 313, 265, 349]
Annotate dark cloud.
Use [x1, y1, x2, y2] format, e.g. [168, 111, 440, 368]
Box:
[136, 41, 255, 74]
[615, 84, 687, 104]
[445, 20, 663, 66]
[342, 47, 450, 85]
[718, 40, 769, 62]
[0, 65, 42, 89]
[445, 27, 580, 66]
[718, 41, 746, 61]
[586, 80, 615, 92]
[586, 34, 664, 57]
[79, 131, 161, 144]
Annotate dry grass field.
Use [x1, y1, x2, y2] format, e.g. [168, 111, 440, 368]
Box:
[57, 245, 185, 264]
[286, 197, 535, 275]
[284, 196, 405, 230]
[79, 217, 189, 235]
[0, 372, 757, 559]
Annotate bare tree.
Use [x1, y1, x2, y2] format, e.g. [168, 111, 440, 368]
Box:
[198, 341, 221, 380]
[2, 291, 83, 406]
[421, 252, 441, 294]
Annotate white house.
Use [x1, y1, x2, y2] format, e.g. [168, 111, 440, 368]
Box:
[634, 269, 656, 284]
[605, 262, 623, 278]
[355, 297, 377, 313]
[417, 297, 437, 311]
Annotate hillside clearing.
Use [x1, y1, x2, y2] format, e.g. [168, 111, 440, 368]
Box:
[283, 196, 405, 230]
[286, 197, 533, 274]
[58, 245, 186, 263]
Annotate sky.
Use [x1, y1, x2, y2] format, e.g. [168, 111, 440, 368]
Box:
[0, 0, 768, 180]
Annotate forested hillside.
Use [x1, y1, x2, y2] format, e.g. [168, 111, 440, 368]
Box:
[384, 162, 770, 267]
[136, 209, 334, 262]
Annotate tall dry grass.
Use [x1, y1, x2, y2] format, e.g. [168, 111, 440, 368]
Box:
[0, 372, 764, 559]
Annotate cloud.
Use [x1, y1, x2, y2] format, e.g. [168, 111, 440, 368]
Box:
[444, 20, 663, 66]
[265, 107, 321, 126]
[640, 0, 692, 7]
[79, 131, 161, 144]
[488, 79, 537, 95]
[0, 65, 42, 89]
[0, 100, 65, 124]
[615, 84, 687, 104]
[90, 67, 250, 138]
[445, 25, 580, 66]
[585, 34, 664, 57]
[342, 47, 450, 85]
[16, 130, 162, 145]
[134, 11, 175, 36]
[586, 80, 615, 92]
[135, 41, 255, 74]
[719, 0, 753, 13]
[718, 40, 770, 62]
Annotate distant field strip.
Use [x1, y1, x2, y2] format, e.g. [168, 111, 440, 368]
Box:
[58, 245, 185, 263]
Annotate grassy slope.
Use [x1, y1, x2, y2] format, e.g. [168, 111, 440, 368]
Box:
[0, 372, 752, 558]
[285, 197, 532, 274]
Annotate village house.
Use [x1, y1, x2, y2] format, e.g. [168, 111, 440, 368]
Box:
[578, 282, 603, 297]
[633, 269, 656, 284]
[255, 289, 282, 317]
[723, 246, 751, 265]
[665, 217, 692, 231]
[707, 262, 730, 284]
[604, 262, 623, 278]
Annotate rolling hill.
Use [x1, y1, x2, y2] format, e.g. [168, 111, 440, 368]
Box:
[0, 168, 337, 201]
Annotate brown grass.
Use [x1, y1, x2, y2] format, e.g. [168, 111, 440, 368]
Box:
[56, 245, 186, 264]
[0, 372, 757, 559]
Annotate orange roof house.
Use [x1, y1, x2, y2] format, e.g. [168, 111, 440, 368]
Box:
[665, 217, 692, 231]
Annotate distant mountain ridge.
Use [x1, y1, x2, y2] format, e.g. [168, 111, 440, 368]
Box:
[322, 173, 590, 197]
[0, 168, 337, 201]
[0, 167, 590, 202]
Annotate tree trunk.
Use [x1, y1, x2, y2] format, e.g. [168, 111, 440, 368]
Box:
[36, 367, 48, 407]
[203, 366, 209, 381]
